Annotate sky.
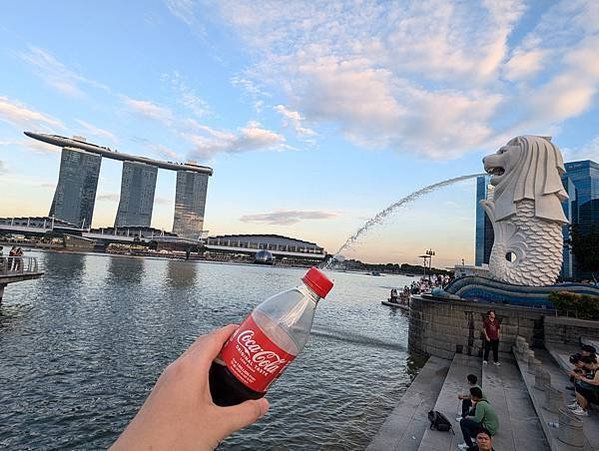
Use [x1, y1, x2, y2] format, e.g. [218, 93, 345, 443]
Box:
[1, 0, 599, 266]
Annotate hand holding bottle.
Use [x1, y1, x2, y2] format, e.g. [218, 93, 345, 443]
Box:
[111, 325, 269, 451]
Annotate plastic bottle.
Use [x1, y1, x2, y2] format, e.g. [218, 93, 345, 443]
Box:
[209, 267, 334, 406]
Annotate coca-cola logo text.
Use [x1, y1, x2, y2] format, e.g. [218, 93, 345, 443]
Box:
[236, 329, 288, 374]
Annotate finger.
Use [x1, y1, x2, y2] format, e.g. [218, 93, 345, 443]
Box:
[218, 398, 270, 437]
[189, 324, 238, 368]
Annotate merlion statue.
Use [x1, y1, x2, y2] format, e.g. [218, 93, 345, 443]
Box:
[481, 136, 569, 286]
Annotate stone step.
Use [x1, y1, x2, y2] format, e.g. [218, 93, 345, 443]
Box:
[482, 355, 549, 450]
[514, 347, 598, 450]
[417, 354, 481, 451]
[366, 356, 451, 451]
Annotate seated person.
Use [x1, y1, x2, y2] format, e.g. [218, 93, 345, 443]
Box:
[458, 387, 498, 451]
[467, 429, 495, 451]
[569, 355, 599, 416]
[581, 344, 597, 359]
[457, 374, 481, 420]
[567, 353, 586, 390]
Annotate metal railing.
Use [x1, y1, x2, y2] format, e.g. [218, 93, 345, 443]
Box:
[0, 257, 39, 276]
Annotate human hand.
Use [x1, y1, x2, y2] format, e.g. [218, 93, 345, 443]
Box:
[111, 325, 270, 451]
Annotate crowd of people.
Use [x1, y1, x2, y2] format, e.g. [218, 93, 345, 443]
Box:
[567, 343, 598, 416]
[0, 245, 24, 272]
[388, 274, 453, 304]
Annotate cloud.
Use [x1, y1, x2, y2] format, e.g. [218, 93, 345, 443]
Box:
[178, 0, 598, 159]
[274, 105, 316, 137]
[239, 210, 338, 225]
[19, 46, 108, 97]
[74, 119, 117, 142]
[40, 182, 56, 188]
[0, 96, 64, 130]
[0, 138, 59, 154]
[121, 96, 174, 125]
[0, 160, 6, 174]
[187, 121, 286, 157]
[164, 0, 205, 35]
[96, 193, 120, 202]
[562, 136, 599, 163]
[148, 143, 181, 160]
[162, 71, 210, 118]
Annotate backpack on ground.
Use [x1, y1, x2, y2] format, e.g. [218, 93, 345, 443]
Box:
[427, 410, 454, 433]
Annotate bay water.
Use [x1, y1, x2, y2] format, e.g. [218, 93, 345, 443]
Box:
[0, 251, 418, 450]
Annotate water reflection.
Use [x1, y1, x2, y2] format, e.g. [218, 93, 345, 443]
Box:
[107, 256, 144, 284]
[41, 251, 86, 282]
[166, 259, 197, 288]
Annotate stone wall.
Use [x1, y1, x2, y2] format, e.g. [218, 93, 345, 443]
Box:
[544, 316, 599, 345]
[408, 295, 548, 360]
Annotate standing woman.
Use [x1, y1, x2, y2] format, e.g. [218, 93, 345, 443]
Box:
[483, 310, 500, 366]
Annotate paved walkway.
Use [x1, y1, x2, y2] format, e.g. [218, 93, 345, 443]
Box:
[482, 355, 548, 451]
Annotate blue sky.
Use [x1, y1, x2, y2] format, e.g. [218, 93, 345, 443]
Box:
[1, 0, 598, 266]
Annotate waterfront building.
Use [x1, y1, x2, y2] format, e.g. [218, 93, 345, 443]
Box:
[205, 234, 326, 261]
[50, 147, 101, 228]
[115, 161, 158, 227]
[474, 175, 494, 266]
[172, 170, 209, 240]
[24, 132, 213, 235]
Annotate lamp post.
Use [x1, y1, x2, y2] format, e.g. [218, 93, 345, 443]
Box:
[426, 249, 435, 281]
[419, 253, 429, 279]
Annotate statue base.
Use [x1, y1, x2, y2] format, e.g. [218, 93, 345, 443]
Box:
[434, 276, 599, 308]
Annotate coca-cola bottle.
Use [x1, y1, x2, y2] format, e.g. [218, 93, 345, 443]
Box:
[209, 267, 334, 406]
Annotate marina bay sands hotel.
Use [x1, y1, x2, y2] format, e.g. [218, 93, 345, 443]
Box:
[24, 132, 212, 240]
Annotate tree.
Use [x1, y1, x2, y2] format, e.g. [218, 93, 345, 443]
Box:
[569, 224, 599, 274]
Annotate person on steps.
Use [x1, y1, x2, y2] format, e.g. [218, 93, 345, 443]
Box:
[483, 310, 500, 366]
[458, 387, 498, 451]
[568, 355, 599, 417]
[457, 374, 481, 421]
[465, 429, 495, 451]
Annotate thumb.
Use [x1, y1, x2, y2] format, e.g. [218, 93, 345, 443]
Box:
[219, 398, 270, 437]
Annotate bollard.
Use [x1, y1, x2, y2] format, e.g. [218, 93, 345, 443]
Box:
[526, 350, 535, 369]
[558, 408, 584, 448]
[527, 355, 539, 375]
[534, 367, 551, 391]
[544, 385, 563, 413]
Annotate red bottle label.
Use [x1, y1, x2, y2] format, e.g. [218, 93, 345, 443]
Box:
[221, 316, 296, 393]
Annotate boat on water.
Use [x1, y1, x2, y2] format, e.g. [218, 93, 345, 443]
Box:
[370, 271, 382, 276]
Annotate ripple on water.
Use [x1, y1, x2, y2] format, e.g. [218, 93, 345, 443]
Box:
[0, 253, 418, 450]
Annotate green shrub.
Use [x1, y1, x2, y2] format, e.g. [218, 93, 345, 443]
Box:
[549, 291, 599, 320]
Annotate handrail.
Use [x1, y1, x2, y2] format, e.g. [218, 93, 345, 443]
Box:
[0, 257, 40, 276]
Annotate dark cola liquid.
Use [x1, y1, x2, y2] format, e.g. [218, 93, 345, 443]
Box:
[209, 361, 265, 406]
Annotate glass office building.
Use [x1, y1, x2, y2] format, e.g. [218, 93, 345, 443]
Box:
[115, 161, 158, 227]
[561, 160, 599, 279]
[172, 171, 209, 240]
[49, 148, 102, 228]
[474, 175, 494, 266]
[475, 160, 598, 280]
